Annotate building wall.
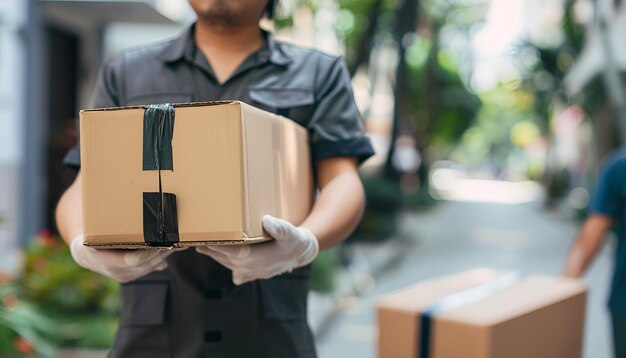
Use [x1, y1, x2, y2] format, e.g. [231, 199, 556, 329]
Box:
[0, 0, 26, 270]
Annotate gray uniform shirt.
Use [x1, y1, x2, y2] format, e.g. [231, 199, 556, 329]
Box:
[64, 25, 374, 358]
[64, 25, 374, 168]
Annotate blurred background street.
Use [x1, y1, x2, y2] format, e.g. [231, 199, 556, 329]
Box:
[313, 188, 613, 358]
[1, 0, 626, 356]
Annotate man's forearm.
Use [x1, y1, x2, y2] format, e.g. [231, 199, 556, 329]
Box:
[563, 242, 592, 277]
[55, 173, 83, 245]
[563, 215, 611, 277]
[300, 169, 365, 250]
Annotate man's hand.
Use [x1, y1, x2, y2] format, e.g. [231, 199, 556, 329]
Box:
[70, 235, 177, 283]
[196, 215, 319, 285]
[562, 214, 612, 278]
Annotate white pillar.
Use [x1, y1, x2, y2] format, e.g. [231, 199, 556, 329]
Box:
[0, 0, 28, 271]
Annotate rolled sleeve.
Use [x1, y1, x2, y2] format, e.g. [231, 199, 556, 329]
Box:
[63, 146, 81, 170]
[63, 58, 121, 169]
[308, 57, 374, 164]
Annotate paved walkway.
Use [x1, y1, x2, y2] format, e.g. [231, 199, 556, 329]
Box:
[314, 199, 614, 358]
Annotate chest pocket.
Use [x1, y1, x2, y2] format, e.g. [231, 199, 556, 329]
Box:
[249, 87, 314, 125]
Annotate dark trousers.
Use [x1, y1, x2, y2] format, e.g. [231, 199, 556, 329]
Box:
[612, 313, 626, 358]
[108, 251, 316, 358]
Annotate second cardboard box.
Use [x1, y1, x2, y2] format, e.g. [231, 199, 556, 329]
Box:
[377, 269, 587, 358]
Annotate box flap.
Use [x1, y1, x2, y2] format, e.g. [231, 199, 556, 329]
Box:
[438, 276, 586, 325]
[377, 269, 505, 314]
[81, 100, 241, 112]
[376, 269, 587, 326]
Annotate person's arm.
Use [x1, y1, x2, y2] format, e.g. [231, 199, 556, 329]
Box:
[58, 55, 120, 243]
[55, 57, 178, 283]
[563, 214, 613, 277]
[56, 172, 83, 245]
[196, 156, 366, 285]
[300, 156, 364, 250]
[196, 55, 374, 285]
[564, 152, 625, 277]
[55, 171, 178, 283]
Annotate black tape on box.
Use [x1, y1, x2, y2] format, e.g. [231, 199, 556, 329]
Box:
[143, 103, 174, 171]
[143, 192, 179, 245]
[142, 104, 179, 246]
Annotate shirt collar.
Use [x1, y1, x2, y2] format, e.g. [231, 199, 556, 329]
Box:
[263, 30, 293, 66]
[158, 23, 293, 67]
[157, 25, 191, 63]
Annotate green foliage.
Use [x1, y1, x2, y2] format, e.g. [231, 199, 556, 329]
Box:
[561, 0, 585, 54]
[0, 282, 59, 356]
[351, 176, 403, 241]
[451, 87, 536, 166]
[423, 0, 486, 24]
[515, 0, 588, 129]
[336, 0, 397, 70]
[406, 37, 482, 149]
[333, 0, 482, 155]
[50, 313, 117, 348]
[350, 175, 435, 243]
[273, 14, 294, 29]
[310, 248, 339, 293]
[20, 236, 119, 315]
[0, 234, 119, 356]
[405, 37, 432, 70]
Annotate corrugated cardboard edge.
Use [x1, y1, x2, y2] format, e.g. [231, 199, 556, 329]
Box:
[238, 102, 252, 235]
[79, 110, 90, 245]
[81, 101, 238, 113]
[83, 236, 272, 249]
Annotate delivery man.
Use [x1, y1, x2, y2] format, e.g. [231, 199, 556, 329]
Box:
[55, 1, 374, 357]
[563, 148, 626, 358]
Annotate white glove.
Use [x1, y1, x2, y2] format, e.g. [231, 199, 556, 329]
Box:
[196, 215, 319, 285]
[69, 235, 177, 283]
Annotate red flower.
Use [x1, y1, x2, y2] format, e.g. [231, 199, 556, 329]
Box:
[32, 257, 49, 273]
[36, 229, 59, 249]
[37, 229, 53, 239]
[13, 336, 34, 354]
[1, 293, 19, 310]
[0, 270, 11, 284]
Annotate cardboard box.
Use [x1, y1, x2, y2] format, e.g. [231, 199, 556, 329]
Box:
[80, 101, 313, 248]
[377, 269, 587, 358]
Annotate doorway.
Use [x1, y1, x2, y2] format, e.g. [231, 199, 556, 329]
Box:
[44, 25, 80, 234]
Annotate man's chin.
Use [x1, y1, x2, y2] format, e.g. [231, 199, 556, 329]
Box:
[199, 3, 241, 29]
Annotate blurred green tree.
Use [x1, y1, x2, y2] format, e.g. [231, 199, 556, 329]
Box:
[514, 0, 608, 203]
[336, 0, 481, 187]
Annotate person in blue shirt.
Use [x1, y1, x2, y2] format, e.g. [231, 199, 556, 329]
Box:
[563, 148, 626, 358]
